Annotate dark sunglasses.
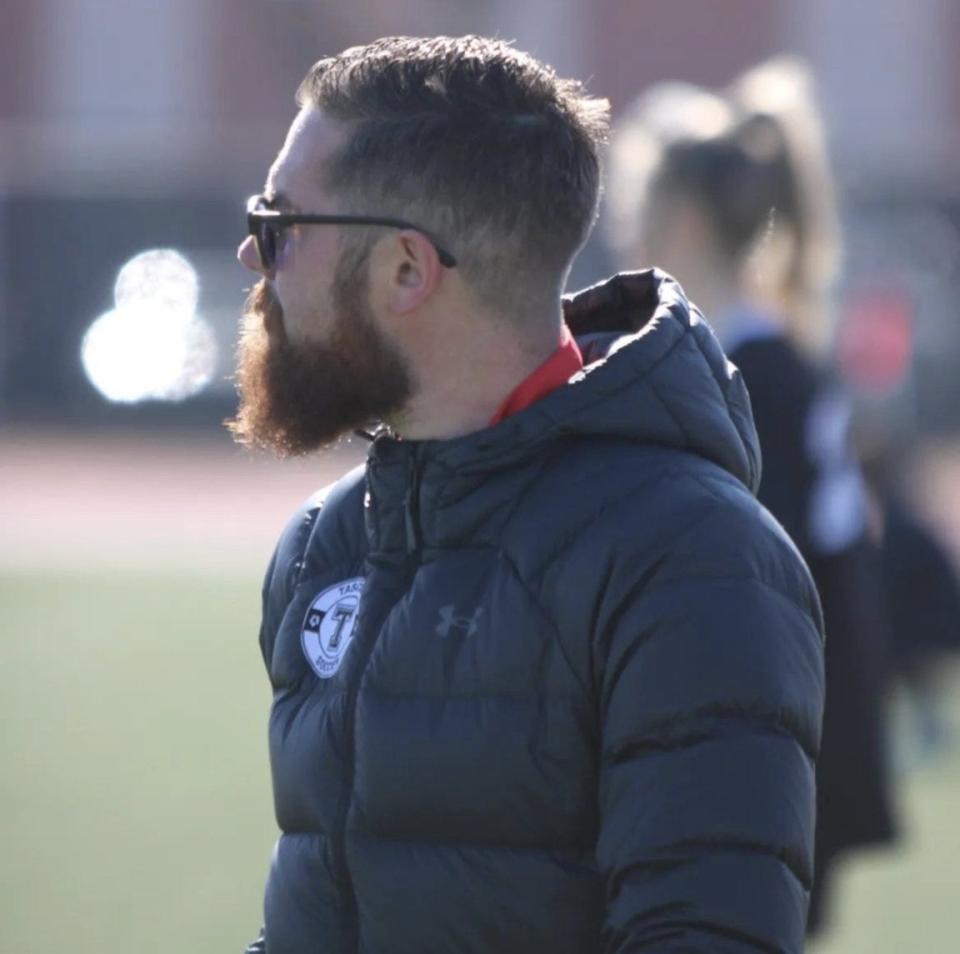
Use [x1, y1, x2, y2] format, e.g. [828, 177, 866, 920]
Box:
[245, 195, 457, 271]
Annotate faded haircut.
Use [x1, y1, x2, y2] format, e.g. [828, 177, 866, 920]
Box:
[296, 35, 610, 317]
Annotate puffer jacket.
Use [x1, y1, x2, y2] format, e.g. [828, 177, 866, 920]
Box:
[246, 270, 825, 954]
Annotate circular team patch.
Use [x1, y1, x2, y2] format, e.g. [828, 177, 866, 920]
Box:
[300, 577, 365, 678]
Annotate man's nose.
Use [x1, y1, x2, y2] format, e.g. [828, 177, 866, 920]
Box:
[238, 235, 269, 276]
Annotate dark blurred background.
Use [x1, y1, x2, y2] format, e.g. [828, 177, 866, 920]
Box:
[2, 3, 958, 952]
[3, 0, 960, 435]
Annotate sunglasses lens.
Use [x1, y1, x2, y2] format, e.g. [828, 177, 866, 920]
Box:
[258, 222, 275, 271]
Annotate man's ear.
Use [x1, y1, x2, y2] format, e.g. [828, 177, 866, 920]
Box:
[385, 230, 443, 315]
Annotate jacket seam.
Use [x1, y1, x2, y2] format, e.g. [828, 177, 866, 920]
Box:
[666, 835, 812, 892]
[517, 456, 725, 581]
[605, 705, 818, 764]
[497, 548, 592, 698]
[612, 570, 822, 635]
[358, 683, 579, 703]
[346, 830, 594, 857]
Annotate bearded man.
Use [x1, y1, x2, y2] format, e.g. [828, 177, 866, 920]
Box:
[231, 35, 824, 954]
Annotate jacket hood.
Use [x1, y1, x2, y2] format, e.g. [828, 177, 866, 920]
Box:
[374, 269, 761, 494]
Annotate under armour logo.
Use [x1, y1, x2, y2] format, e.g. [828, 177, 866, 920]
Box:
[435, 605, 483, 639]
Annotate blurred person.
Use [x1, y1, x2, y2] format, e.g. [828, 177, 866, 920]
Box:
[231, 36, 824, 953]
[607, 56, 897, 936]
[860, 439, 960, 766]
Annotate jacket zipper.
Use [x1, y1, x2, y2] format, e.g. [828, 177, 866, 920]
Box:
[335, 444, 423, 952]
[403, 447, 422, 554]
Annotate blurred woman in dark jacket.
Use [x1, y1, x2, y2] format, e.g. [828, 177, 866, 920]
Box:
[606, 56, 897, 936]
[861, 441, 960, 766]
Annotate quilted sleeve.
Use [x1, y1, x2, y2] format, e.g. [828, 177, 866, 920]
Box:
[593, 493, 824, 952]
[257, 466, 366, 675]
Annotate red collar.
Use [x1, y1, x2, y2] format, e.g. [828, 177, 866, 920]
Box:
[489, 326, 583, 426]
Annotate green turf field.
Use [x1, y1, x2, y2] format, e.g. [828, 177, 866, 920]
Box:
[810, 701, 960, 954]
[3, 570, 958, 952]
[1, 571, 277, 954]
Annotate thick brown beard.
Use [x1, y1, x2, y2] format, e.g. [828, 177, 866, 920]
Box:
[226, 258, 412, 457]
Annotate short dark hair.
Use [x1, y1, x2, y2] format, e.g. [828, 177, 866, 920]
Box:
[296, 35, 610, 315]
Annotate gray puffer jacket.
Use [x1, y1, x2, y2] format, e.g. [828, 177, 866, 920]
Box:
[246, 270, 824, 954]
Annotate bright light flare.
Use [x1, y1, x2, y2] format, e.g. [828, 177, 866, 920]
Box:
[114, 248, 199, 319]
[81, 248, 217, 404]
[81, 305, 217, 403]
